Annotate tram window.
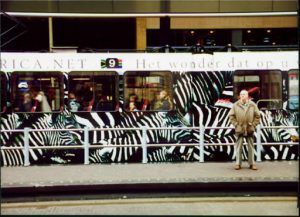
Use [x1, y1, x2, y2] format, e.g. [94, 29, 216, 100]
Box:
[234, 75, 260, 102]
[11, 71, 63, 112]
[233, 70, 282, 110]
[288, 69, 299, 110]
[0, 72, 7, 113]
[124, 71, 173, 111]
[68, 71, 118, 112]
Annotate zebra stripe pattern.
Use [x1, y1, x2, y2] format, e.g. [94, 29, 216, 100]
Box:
[1, 111, 81, 166]
[1, 70, 298, 165]
[72, 111, 192, 163]
[163, 70, 298, 161]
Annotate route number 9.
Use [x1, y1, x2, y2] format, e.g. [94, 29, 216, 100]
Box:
[107, 58, 118, 68]
[101, 58, 122, 68]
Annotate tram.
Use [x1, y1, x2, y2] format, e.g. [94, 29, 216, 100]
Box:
[0, 51, 298, 166]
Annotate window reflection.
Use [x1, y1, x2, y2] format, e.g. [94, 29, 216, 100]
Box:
[288, 69, 299, 110]
[124, 71, 173, 111]
[68, 71, 117, 112]
[11, 71, 63, 112]
[234, 70, 282, 110]
[0, 72, 7, 112]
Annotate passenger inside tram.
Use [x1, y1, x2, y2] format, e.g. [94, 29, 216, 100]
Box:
[94, 95, 114, 111]
[151, 90, 172, 111]
[30, 87, 52, 112]
[128, 101, 138, 111]
[75, 83, 94, 111]
[20, 92, 33, 112]
[67, 92, 82, 112]
[126, 93, 141, 111]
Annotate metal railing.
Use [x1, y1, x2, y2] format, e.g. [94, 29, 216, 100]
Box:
[1, 125, 298, 166]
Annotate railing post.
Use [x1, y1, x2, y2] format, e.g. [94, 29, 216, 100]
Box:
[84, 127, 90, 165]
[256, 124, 262, 162]
[141, 126, 148, 164]
[199, 125, 205, 162]
[24, 127, 30, 166]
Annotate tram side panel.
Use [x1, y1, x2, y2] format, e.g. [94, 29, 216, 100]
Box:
[0, 68, 299, 166]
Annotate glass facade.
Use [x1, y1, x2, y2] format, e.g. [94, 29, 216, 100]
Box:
[1, 15, 297, 52]
[147, 28, 298, 47]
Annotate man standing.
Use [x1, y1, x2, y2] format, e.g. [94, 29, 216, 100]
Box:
[229, 90, 261, 170]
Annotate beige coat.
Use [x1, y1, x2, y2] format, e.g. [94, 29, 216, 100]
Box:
[229, 100, 261, 136]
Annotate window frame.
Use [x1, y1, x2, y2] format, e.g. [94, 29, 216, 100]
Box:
[233, 70, 283, 110]
[11, 71, 64, 113]
[287, 69, 299, 111]
[0, 71, 7, 113]
[68, 71, 119, 112]
[123, 71, 173, 112]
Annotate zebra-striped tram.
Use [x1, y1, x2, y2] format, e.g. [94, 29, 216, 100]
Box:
[0, 51, 298, 166]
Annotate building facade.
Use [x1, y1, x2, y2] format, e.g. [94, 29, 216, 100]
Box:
[1, 0, 298, 52]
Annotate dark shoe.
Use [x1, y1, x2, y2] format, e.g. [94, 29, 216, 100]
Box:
[249, 165, 257, 170]
[234, 165, 241, 170]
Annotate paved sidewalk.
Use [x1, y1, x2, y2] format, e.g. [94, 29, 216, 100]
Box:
[2, 161, 298, 188]
[2, 197, 298, 215]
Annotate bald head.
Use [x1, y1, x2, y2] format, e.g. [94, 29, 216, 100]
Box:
[239, 90, 249, 103]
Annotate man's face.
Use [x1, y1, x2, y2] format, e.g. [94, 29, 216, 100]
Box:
[240, 91, 248, 101]
[159, 91, 166, 99]
[23, 93, 31, 103]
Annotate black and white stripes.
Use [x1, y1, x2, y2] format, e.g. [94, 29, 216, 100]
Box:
[1, 111, 81, 166]
[1, 69, 298, 165]
[86, 111, 192, 163]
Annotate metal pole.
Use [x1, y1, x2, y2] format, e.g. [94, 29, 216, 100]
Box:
[48, 17, 53, 52]
[199, 125, 205, 162]
[4, 11, 297, 18]
[141, 126, 148, 163]
[84, 127, 90, 165]
[24, 128, 30, 166]
[256, 124, 262, 162]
